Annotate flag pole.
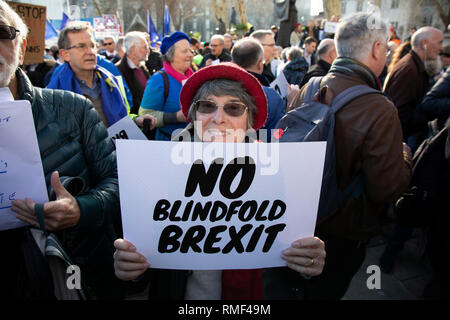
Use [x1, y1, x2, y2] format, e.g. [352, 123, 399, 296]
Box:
[162, 0, 165, 37]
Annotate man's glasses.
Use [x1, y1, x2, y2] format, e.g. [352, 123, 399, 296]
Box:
[439, 52, 450, 58]
[0, 25, 20, 40]
[104, 42, 113, 46]
[65, 43, 97, 51]
[193, 100, 248, 117]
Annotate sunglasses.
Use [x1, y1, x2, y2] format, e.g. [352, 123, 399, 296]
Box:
[193, 99, 248, 117]
[0, 25, 20, 40]
[439, 52, 450, 58]
[104, 42, 113, 46]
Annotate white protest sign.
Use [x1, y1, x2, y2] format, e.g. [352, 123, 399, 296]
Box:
[0, 97, 48, 231]
[117, 140, 326, 270]
[270, 71, 288, 99]
[211, 59, 221, 66]
[107, 116, 147, 142]
[324, 22, 338, 34]
[93, 15, 120, 40]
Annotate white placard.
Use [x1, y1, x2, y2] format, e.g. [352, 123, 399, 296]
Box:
[0, 97, 48, 231]
[324, 22, 338, 34]
[107, 115, 147, 142]
[211, 59, 221, 66]
[117, 140, 326, 270]
[270, 71, 288, 99]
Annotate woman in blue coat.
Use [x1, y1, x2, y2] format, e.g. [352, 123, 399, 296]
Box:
[139, 32, 194, 140]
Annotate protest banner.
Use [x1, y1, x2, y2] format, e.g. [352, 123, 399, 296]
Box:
[107, 115, 147, 142]
[93, 14, 120, 40]
[0, 89, 48, 231]
[116, 140, 326, 270]
[324, 21, 338, 34]
[8, 1, 46, 64]
[270, 71, 288, 99]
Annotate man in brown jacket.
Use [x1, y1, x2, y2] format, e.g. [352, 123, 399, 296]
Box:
[288, 13, 412, 299]
[380, 27, 443, 275]
[383, 27, 443, 151]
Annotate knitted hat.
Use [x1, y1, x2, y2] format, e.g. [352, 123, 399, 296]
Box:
[160, 31, 190, 55]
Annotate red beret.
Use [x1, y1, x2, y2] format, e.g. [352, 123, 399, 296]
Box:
[180, 62, 268, 130]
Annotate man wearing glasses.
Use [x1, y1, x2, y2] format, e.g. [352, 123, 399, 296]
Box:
[47, 22, 154, 130]
[198, 34, 232, 68]
[99, 36, 120, 63]
[250, 29, 278, 83]
[0, 0, 123, 299]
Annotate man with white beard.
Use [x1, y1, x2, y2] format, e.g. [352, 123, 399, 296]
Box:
[383, 26, 444, 152]
[380, 26, 443, 275]
[0, 0, 123, 299]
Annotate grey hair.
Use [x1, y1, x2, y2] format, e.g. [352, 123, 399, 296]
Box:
[103, 35, 116, 43]
[211, 34, 225, 44]
[0, 0, 28, 42]
[124, 31, 147, 54]
[335, 12, 389, 61]
[223, 33, 233, 41]
[231, 37, 264, 69]
[250, 29, 275, 41]
[317, 38, 335, 57]
[411, 27, 441, 49]
[287, 46, 303, 60]
[188, 79, 257, 129]
[281, 47, 289, 61]
[164, 43, 176, 62]
[58, 22, 94, 49]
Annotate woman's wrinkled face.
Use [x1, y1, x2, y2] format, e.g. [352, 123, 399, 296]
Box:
[171, 39, 193, 73]
[194, 94, 249, 143]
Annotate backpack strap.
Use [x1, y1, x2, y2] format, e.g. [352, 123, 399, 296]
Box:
[304, 76, 323, 103]
[331, 85, 381, 113]
[157, 70, 170, 105]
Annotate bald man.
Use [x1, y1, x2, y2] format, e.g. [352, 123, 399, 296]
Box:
[300, 38, 337, 88]
[383, 26, 444, 150]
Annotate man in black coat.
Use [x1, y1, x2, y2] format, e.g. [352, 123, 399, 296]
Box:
[300, 38, 337, 88]
[199, 34, 232, 68]
[250, 30, 278, 83]
[145, 48, 163, 76]
[116, 31, 151, 115]
[99, 36, 121, 63]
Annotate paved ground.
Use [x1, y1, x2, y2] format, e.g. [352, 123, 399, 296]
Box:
[342, 221, 433, 300]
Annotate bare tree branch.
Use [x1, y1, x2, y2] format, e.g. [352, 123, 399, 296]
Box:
[431, 0, 449, 27]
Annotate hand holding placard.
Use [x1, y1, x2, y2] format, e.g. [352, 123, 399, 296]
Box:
[116, 140, 326, 270]
[12, 171, 81, 231]
[0, 97, 48, 231]
[113, 239, 150, 281]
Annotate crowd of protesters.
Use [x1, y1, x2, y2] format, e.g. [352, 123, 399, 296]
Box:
[1, 0, 449, 300]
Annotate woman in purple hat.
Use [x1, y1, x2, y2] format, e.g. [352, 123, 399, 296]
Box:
[139, 31, 194, 141]
[114, 63, 326, 300]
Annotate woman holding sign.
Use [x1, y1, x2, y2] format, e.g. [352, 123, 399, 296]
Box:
[114, 63, 326, 299]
